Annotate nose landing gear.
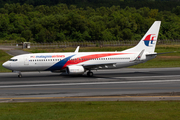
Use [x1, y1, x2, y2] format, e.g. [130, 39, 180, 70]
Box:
[18, 74, 22, 78]
[17, 71, 22, 78]
[13, 71, 22, 78]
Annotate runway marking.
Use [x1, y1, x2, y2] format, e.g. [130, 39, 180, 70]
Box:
[113, 75, 180, 79]
[2, 87, 180, 91]
[0, 79, 180, 88]
[1, 75, 180, 84]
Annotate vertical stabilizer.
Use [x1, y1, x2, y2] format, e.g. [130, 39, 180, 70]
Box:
[123, 21, 161, 53]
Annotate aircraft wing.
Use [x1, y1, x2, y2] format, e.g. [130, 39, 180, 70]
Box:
[82, 62, 117, 69]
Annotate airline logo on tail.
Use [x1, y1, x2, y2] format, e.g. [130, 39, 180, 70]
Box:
[143, 34, 156, 47]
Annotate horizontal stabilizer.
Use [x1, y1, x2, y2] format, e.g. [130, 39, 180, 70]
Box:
[146, 51, 176, 56]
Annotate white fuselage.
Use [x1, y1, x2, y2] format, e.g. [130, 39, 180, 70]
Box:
[2, 51, 155, 72]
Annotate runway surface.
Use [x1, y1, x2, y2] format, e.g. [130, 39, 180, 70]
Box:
[0, 67, 180, 102]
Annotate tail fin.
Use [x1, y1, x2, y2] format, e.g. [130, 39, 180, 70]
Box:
[123, 21, 161, 53]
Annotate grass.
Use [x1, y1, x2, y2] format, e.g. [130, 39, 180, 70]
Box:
[0, 50, 12, 72]
[131, 55, 180, 68]
[24, 46, 133, 53]
[131, 45, 180, 68]
[0, 101, 180, 120]
[24, 45, 180, 53]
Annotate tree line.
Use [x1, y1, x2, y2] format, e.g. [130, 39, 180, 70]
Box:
[1, 3, 180, 43]
[1, 0, 180, 11]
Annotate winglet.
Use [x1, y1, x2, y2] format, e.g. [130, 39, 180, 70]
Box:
[134, 49, 145, 61]
[74, 46, 80, 53]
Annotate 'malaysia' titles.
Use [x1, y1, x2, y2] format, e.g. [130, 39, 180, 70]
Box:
[30, 55, 65, 59]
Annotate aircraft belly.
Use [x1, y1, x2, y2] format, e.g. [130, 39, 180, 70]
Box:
[35, 62, 54, 71]
[12, 62, 52, 71]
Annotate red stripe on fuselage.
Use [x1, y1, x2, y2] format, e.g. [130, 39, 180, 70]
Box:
[61, 53, 132, 69]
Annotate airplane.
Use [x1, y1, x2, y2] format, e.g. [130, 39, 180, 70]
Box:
[3, 21, 161, 78]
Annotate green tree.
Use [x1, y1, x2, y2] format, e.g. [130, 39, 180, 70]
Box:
[35, 28, 47, 42]
[71, 31, 83, 41]
[56, 32, 66, 41]
[101, 29, 115, 41]
[172, 6, 180, 15]
[0, 14, 10, 38]
[82, 31, 91, 40]
[122, 28, 133, 40]
[21, 30, 32, 41]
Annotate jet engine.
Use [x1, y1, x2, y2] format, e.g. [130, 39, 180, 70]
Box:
[66, 65, 85, 75]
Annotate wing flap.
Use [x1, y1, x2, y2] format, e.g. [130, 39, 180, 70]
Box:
[83, 63, 117, 69]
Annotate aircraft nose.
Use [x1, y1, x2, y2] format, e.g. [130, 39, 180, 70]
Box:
[2, 62, 10, 69]
[2, 62, 6, 67]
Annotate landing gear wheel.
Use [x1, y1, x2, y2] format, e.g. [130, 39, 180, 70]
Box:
[18, 74, 22, 78]
[87, 72, 93, 77]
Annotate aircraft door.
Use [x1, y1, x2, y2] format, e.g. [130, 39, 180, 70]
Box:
[24, 57, 29, 65]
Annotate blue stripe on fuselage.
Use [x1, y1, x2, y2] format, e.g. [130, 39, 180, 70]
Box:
[46, 54, 75, 71]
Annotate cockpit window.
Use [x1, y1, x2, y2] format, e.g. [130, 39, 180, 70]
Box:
[9, 59, 18, 61]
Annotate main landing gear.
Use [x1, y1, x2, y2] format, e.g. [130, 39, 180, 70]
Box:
[87, 70, 93, 77]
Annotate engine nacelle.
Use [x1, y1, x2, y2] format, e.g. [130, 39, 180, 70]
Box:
[66, 65, 85, 75]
